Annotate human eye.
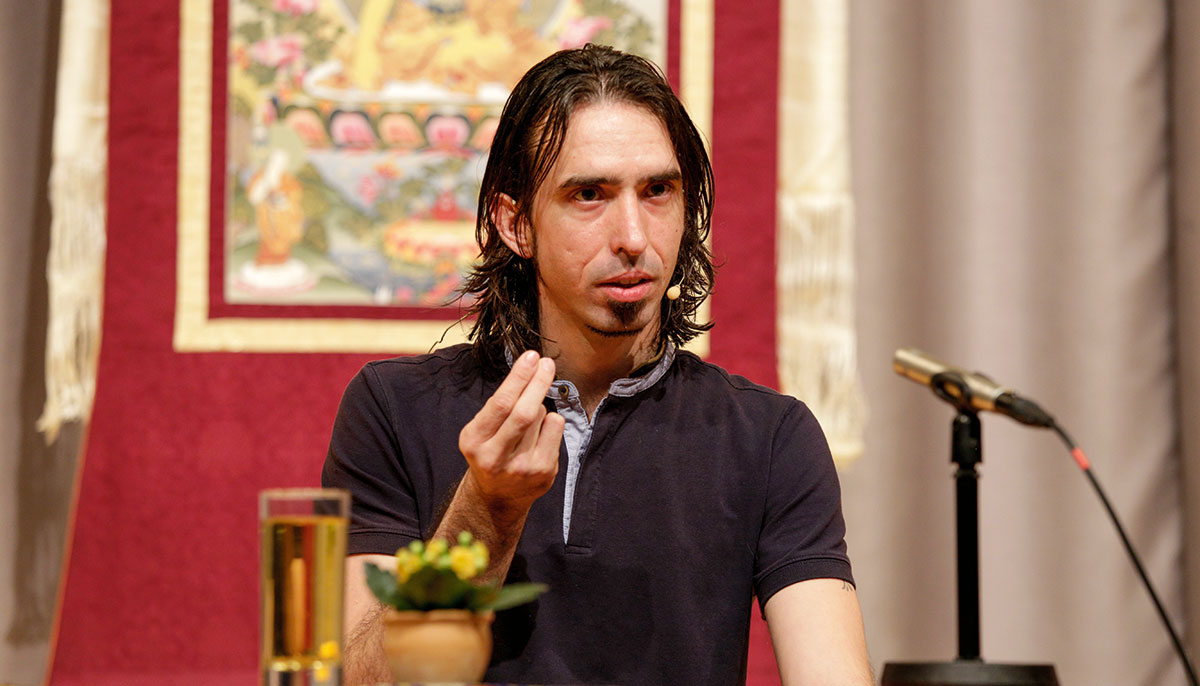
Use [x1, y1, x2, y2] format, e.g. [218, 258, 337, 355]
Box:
[572, 186, 602, 203]
[644, 180, 676, 199]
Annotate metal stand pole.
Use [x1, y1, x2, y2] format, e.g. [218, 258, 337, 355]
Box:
[881, 375, 1059, 686]
[953, 410, 982, 661]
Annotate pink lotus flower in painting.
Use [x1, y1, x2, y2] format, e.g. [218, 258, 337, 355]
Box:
[284, 109, 329, 146]
[331, 111, 377, 148]
[425, 115, 470, 151]
[273, 0, 318, 15]
[559, 16, 612, 49]
[380, 113, 423, 149]
[249, 35, 304, 68]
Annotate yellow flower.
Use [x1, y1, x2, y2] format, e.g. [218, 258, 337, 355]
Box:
[395, 549, 422, 583]
[449, 546, 479, 580]
[470, 541, 489, 570]
[423, 538, 449, 566]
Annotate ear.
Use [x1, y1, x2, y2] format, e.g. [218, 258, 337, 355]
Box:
[493, 193, 533, 259]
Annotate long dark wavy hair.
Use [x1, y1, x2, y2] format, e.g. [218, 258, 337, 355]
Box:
[461, 44, 715, 372]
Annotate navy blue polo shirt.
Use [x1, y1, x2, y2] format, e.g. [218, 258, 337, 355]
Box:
[322, 343, 853, 686]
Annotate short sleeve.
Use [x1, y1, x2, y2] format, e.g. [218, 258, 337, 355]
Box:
[753, 401, 853, 613]
[321, 364, 423, 555]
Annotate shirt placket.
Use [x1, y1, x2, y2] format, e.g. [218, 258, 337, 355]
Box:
[549, 380, 600, 544]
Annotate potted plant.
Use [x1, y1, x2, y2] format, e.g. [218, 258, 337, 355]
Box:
[365, 532, 546, 683]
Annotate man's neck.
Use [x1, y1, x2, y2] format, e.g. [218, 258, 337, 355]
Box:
[542, 323, 661, 418]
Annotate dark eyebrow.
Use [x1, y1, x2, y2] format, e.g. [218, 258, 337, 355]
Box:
[557, 175, 617, 191]
[555, 169, 683, 193]
[643, 170, 683, 186]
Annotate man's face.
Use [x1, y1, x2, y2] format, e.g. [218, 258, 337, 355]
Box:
[510, 101, 684, 342]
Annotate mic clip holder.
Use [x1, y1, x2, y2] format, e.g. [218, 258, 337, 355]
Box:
[930, 371, 978, 416]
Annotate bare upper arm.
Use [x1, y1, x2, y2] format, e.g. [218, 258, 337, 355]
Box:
[763, 578, 873, 686]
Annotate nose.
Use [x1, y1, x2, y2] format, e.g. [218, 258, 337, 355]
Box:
[609, 192, 648, 257]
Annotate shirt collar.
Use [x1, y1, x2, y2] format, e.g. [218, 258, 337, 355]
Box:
[503, 343, 677, 399]
[605, 343, 675, 398]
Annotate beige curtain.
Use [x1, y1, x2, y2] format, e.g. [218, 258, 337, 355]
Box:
[776, 0, 867, 465]
[843, 1, 1188, 684]
[37, 0, 108, 444]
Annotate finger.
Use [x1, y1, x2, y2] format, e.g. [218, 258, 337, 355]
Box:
[508, 410, 562, 476]
[532, 412, 565, 470]
[506, 404, 546, 469]
[463, 350, 541, 442]
[491, 357, 557, 453]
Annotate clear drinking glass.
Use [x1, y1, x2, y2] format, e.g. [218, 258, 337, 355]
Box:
[260, 488, 350, 686]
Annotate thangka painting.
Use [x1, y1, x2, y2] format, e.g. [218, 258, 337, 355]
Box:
[223, 0, 667, 309]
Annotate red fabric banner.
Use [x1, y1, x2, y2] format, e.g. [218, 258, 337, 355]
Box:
[49, 0, 780, 683]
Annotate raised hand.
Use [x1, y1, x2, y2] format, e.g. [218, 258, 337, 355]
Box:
[436, 350, 566, 581]
[457, 350, 566, 511]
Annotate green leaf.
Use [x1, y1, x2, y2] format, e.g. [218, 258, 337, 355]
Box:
[399, 566, 474, 610]
[364, 562, 399, 607]
[246, 62, 277, 86]
[427, 572, 473, 608]
[235, 20, 265, 45]
[397, 566, 435, 608]
[297, 13, 321, 35]
[465, 584, 498, 610]
[482, 583, 548, 612]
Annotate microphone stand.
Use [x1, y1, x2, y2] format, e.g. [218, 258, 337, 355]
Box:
[881, 373, 1059, 686]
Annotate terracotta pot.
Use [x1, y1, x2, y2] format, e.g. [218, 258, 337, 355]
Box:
[381, 609, 495, 683]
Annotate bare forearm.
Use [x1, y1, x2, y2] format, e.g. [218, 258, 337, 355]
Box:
[432, 473, 530, 583]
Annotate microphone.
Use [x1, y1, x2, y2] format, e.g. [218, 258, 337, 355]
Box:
[893, 348, 1054, 427]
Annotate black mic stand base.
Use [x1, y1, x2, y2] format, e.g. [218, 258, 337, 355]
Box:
[881, 660, 1058, 685]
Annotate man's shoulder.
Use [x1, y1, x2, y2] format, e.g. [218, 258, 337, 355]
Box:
[667, 350, 816, 423]
[670, 350, 794, 401]
[362, 343, 476, 375]
[355, 344, 492, 398]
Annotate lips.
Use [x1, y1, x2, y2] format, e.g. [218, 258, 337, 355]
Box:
[597, 271, 655, 302]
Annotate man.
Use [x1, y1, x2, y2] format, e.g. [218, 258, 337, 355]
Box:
[324, 44, 871, 685]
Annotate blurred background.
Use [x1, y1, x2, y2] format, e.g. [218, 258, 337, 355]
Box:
[2, 1, 1198, 684]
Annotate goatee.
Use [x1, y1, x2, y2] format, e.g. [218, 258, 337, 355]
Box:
[586, 299, 645, 338]
[610, 299, 639, 326]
